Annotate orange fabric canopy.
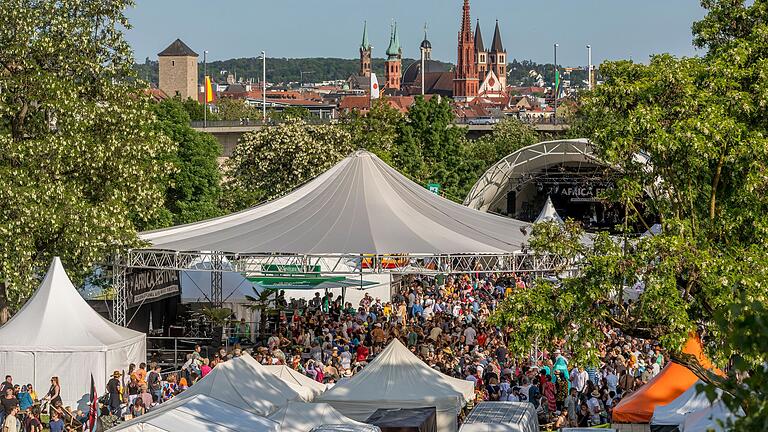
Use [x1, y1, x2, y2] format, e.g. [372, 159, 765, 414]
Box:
[612, 337, 716, 423]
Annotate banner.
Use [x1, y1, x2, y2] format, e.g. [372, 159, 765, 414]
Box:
[370, 73, 380, 99]
[126, 269, 180, 308]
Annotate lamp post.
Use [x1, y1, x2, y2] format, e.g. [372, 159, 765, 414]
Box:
[553, 43, 559, 124]
[203, 50, 208, 128]
[261, 51, 267, 122]
[587, 44, 593, 91]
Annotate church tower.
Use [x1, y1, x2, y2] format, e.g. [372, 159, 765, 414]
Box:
[454, 0, 478, 101]
[489, 20, 507, 89]
[359, 21, 372, 78]
[385, 22, 402, 91]
[475, 20, 488, 82]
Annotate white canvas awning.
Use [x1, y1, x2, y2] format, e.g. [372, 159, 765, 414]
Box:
[140, 150, 528, 255]
[651, 380, 716, 427]
[264, 364, 327, 401]
[269, 401, 380, 432]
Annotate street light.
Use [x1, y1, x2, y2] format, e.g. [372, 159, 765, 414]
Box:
[203, 50, 209, 128]
[261, 51, 267, 122]
[553, 43, 559, 124]
[586, 45, 593, 90]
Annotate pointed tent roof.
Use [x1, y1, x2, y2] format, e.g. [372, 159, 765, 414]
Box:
[140, 150, 529, 255]
[474, 20, 485, 52]
[0, 257, 144, 351]
[268, 401, 378, 432]
[490, 20, 504, 52]
[361, 21, 371, 51]
[171, 353, 303, 416]
[264, 365, 327, 400]
[651, 380, 719, 427]
[158, 38, 198, 57]
[534, 196, 564, 224]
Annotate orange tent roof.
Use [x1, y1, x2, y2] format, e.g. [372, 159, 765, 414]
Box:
[612, 337, 716, 423]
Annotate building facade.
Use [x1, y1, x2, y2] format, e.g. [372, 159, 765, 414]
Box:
[158, 39, 198, 100]
[453, 0, 479, 100]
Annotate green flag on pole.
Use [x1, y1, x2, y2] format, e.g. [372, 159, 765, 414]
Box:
[555, 69, 560, 97]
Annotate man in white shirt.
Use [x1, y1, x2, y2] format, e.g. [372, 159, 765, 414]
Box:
[464, 326, 477, 347]
[587, 390, 602, 424]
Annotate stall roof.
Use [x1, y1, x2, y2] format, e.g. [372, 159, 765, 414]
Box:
[140, 150, 528, 255]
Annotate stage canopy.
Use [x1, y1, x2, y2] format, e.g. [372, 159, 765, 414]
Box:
[140, 150, 528, 255]
[0, 258, 145, 408]
[613, 337, 717, 423]
[318, 339, 475, 432]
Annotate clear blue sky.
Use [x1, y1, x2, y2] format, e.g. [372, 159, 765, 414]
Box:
[125, 0, 706, 66]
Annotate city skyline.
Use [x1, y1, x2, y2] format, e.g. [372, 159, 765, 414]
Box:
[126, 0, 706, 67]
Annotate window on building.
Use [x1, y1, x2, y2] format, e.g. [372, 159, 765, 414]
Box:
[171, 60, 175, 67]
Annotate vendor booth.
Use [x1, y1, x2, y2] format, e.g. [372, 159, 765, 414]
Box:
[459, 402, 539, 432]
[650, 380, 715, 432]
[0, 258, 146, 408]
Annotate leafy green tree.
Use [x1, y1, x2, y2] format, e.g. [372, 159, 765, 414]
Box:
[227, 119, 353, 206]
[469, 118, 539, 172]
[149, 99, 223, 228]
[0, 0, 175, 321]
[215, 97, 259, 121]
[179, 97, 213, 122]
[492, 1, 768, 427]
[345, 98, 405, 164]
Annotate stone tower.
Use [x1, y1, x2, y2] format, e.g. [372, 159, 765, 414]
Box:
[359, 21, 372, 77]
[385, 22, 402, 91]
[454, 0, 478, 100]
[158, 39, 198, 100]
[475, 20, 488, 82]
[489, 20, 507, 89]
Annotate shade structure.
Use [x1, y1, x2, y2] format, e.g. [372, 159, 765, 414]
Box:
[170, 353, 303, 416]
[269, 401, 380, 432]
[459, 402, 539, 432]
[109, 394, 280, 432]
[650, 380, 718, 430]
[318, 339, 475, 432]
[0, 258, 146, 408]
[534, 196, 564, 224]
[613, 337, 717, 423]
[680, 399, 742, 432]
[140, 150, 528, 255]
[264, 364, 327, 401]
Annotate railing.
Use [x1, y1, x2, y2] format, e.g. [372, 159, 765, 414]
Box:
[190, 118, 333, 128]
[146, 336, 212, 370]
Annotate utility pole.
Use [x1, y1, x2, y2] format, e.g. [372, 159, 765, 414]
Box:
[203, 50, 208, 128]
[261, 51, 267, 122]
[587, 44, 593, 90]
[553, 43, 559, 124]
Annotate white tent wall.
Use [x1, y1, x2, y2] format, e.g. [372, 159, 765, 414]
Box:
[327, 399, 462, 432]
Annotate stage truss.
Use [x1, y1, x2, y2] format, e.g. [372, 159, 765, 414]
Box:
[109, 249, 574, 325]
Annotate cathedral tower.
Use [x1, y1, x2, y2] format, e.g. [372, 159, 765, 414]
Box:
[489, 20, 507, 89]
[359, 21, 372, 78]
[385, 22, 402, 91]
[475, 20, 488, 82]
[454, 0, 478, 100]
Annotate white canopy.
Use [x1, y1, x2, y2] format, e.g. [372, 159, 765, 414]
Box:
[641, 223, 663, 238]
[110, 394, 279, 432]
[318, 339, 475, 432]
[264, 364, 327, 401]
[651, 380, 717, 427]
[140, 150, 528, 255]
[0, 258, 146, 408]
[680, 399, 742, 432]
[534, 196, 564, 224]
[171, 353, 303, 416]
[269, 401, 380, 432]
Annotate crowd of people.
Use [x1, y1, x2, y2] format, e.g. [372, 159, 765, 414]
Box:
[1, 273, 665, 431]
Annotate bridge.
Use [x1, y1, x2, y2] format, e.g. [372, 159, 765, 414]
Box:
[191, 120, 570, 157]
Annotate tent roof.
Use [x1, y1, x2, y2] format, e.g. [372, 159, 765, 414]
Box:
[319, 339, 475, 406]
[269, 401, 378, 432]
[110, 394, 279, 432]
[651, 380, 716, 426]
[613, 337, 717, 423]
[0, 257, 144, 352]
[171, 353, 302, 416]
[681, 400, 742, 432]
[140, 150, 528, 255]
[264, 364, 327, 400]
[534, 196, 564, 224]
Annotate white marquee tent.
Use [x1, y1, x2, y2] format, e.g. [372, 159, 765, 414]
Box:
[318, 339, 475, 432]
[0, 258, 145, 408]
[170, 352, 303, 416]
[680, 399, 742, 432]
[534, 196, 564, 224]
[264, 364, 327, 401]
[651, 380, 716, 430]
[110, 394, 280, 432]
[268, 401, 380, 432]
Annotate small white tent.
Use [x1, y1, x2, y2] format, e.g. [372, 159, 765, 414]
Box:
[651, 380, 716, 429]
[680, 399, 742, 432]
[110, 394, 279, 432]
[264, 364, 327, 401]
[269, 401, 380, 432]
[0, 258, 146, 408]
[318, 339, 475, 432]
[170, 353, 302, 416]
[534, 196, 564, 224]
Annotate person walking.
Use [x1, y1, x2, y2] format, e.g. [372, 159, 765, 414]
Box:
[106, 371, 122, 415]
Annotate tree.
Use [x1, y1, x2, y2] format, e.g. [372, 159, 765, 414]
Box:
[345, 98, 405, 164]
[491, 1, 768, 427]
[215, 97, 258, 122]
[468, 118, 539, 173]
[227, 119, 353, 206]
[148, 99, 223, 228]
[0, 0, 175, 321]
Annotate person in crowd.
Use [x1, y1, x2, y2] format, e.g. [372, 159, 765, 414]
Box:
[43, 377, 61, 411]
[1, 404, 18, 432]
[130, 398, 145, 418]
[1, 388, 18, 423]
[23, 406, 42, 432]
[0, 378, 11, 395]
[96, 405, 117, 432]
[106, 371, 122, 415]
[17, 385, 33, 412]
[48, 410, 64, 432]
[147, 365, 162, 403]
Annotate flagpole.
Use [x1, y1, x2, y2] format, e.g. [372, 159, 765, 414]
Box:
[203, 50, 208, 128]
[261, 51, 267, 122]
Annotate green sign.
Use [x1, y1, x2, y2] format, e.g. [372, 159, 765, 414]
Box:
[262, 264, 321, 275]
[427, 183, 440, 195]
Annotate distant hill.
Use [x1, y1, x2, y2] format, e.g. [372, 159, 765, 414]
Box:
[133, 57, 588, 88]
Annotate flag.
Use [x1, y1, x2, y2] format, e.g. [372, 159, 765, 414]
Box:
[86, 374, 98, 432]
[205, 76, 214, 103]
[370, 73, 380, 100]
[554, 69, 560, 97]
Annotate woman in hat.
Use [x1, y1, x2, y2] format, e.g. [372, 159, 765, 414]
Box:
[106, 371, 122, 415]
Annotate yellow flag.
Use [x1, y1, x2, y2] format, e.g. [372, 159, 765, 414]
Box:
[205, 76, 214, 103]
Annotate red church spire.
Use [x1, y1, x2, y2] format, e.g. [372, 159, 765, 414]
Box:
[454, 0, 478, 101]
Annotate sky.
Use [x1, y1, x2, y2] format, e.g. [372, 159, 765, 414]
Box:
[125, 0, 706, 67]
